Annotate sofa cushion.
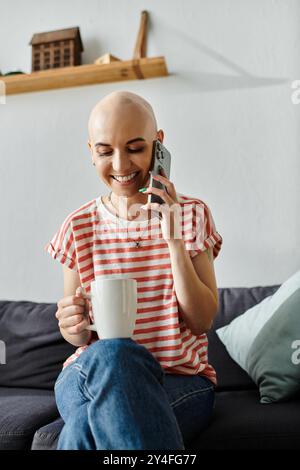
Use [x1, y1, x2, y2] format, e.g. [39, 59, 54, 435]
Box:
[207, 330, 256, 391]
[216, 271, 300, 403]
[33, 389, 300, 451]
[0, 300, 77, 390]
[247, 287, 300, 403]
[31, 416, 63, 450]
[215, 285, 280, 329]
[208, 285, 280, 391]
[0, 387, 59, 450]
[187, 389, 300, 450]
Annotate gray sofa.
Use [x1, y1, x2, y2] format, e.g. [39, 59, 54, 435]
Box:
[1, 283, 300, 450]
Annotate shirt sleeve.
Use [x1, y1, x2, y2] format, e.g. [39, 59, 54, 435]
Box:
[44, 215, 78, 271]
[184, 200, 223, 260]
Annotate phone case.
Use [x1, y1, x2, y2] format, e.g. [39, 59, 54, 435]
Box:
[148, 140, 171, 205]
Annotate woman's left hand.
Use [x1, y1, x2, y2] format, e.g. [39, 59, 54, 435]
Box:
[140, 169, 182, 243]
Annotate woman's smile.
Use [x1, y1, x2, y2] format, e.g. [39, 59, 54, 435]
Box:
[111, 171, 140, 186]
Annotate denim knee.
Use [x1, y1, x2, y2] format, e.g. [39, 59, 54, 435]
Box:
[77, 338, 163, 380]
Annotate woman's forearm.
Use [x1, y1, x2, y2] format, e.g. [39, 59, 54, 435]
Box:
[167, 239, 218, 335]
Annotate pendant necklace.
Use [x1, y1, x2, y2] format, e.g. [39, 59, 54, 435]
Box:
[107, 191, 151, 248]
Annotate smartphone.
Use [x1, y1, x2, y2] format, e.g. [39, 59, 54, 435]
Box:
[147, 140, 172, 205]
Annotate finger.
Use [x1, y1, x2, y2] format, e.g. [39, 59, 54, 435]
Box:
[144, 171, 152, 186]
[60, 304, 86, 318]
[144, 186, 172, 204]
[60, 295, 85, 308]
[59, 313, 84, 329]
[84, 298, 91, 318]
[152, 175, 176, 198]
[66, 317, 90, 335]
[85, 292, 92, 301]
[140, 203, 164, 220]
[153, 173, 170, 183]
[75, 287, 85, 299]
[76, 286, 92, 301]
[56, 294, 86, 318]
[140, 202, 160, 211]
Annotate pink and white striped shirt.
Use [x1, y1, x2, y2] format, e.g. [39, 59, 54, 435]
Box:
[44, 192, 223, 385]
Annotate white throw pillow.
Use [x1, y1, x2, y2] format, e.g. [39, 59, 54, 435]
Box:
[216, 269, 300, 372]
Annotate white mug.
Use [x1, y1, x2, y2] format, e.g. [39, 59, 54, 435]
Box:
[85, 278, 138, 339]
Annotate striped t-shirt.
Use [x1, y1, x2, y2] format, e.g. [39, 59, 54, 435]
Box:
[44, 192, 223, 385]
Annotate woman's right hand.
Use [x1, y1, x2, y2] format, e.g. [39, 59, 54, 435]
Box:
[55, 287, 91, 335]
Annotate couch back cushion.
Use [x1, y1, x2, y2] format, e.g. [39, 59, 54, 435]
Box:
[0, 285, 281, 391]
[215, 285, 280, 329]
[208, 285, 281, 391]
[0, 300, 77, 390]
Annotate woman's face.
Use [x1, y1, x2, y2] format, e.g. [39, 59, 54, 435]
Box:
[88, 103, 164, 198]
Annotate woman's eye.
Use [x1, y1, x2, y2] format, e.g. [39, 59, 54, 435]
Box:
[128, 148, 144, 153]
[97, 148, 144, 157]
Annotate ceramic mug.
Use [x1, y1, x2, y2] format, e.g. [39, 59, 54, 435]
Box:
[85, 278, 138, 339]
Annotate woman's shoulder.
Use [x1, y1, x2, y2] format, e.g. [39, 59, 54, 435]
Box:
[62, 197, 98, 227]
[176, 192, 207, 208]
[176, 192, 216, 226]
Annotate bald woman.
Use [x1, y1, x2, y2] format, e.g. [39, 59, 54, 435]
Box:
[48, 90, 220, 451]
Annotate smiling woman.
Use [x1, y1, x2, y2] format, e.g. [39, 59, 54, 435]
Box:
[45, 90, 223, 450]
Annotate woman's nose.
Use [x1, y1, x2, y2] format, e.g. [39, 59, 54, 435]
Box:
[111, 152, 133, 173]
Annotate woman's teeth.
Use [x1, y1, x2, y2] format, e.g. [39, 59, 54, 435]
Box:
[112, 171, 139, 183]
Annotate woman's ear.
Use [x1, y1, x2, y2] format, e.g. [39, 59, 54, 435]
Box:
[87, 140, 94, 166]
[157, 129, 164, 143]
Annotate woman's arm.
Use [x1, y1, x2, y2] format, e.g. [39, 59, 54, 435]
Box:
[167, 241, 219, 336]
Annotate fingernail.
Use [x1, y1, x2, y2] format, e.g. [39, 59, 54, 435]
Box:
[138, 187, 147, 192]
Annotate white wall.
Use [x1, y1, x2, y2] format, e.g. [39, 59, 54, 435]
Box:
[0, 0, 299, 303]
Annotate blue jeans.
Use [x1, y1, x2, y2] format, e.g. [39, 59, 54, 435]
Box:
[54, 338, 215, 450]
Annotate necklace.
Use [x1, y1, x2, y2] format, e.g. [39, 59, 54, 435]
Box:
[107, 191, 151, 248]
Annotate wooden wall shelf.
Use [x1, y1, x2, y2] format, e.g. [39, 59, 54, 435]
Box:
[2, 56, 168, 95]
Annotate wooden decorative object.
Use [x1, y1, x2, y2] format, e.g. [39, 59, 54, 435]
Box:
[29, 27, 83, 72]
[94, 53, 121, 65]
[132, 10, 148, 59]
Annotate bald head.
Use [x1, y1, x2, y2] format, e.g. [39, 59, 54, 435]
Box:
[88, 91, 158, 145]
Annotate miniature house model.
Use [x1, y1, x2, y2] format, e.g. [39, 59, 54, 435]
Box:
[29, 27, 83, 72]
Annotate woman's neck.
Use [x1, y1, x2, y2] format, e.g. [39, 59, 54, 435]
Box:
[107, 191, 149, 221]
